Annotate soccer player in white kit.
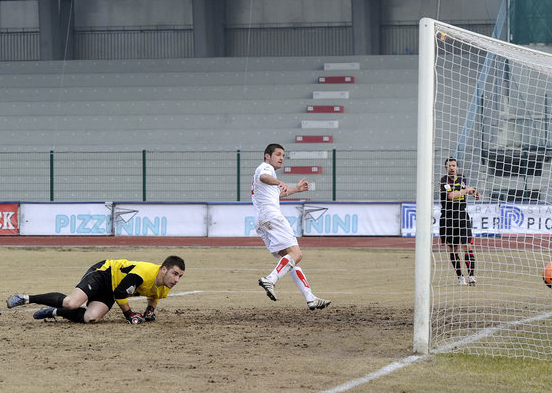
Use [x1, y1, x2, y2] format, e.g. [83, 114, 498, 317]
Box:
[253, 143, 331, 310]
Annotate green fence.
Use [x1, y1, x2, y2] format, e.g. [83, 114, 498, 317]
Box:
[0, 149, 416, 202]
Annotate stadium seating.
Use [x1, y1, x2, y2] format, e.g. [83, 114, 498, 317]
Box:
[0, 56, 417, 151]
[0, 55, 418, 201]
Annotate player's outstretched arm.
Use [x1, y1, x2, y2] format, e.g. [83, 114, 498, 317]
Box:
[260, 173, 289, 196]
[286, 177, 309, 196]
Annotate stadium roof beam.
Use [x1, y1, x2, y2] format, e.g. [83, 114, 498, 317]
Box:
[352, 0, 381, 55]
[38, 0, 74, 61]
[192, 0, 226, 58]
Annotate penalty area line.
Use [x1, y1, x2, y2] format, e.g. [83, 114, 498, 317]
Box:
[318, 310, 552, 393]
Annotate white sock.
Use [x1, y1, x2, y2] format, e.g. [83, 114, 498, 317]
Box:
[290, 266, 316, 302]
[266, 255, 295, 284]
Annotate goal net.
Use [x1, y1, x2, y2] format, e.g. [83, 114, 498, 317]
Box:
[415, 18, 552, 359]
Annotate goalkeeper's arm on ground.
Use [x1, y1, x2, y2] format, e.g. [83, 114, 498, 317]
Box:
[143, 299, 158, 321]
[113, 273, 145, 324]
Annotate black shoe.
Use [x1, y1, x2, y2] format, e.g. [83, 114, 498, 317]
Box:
[33, 307, 55, 320]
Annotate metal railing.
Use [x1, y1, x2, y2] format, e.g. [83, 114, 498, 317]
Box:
[0, 149, 416, 202]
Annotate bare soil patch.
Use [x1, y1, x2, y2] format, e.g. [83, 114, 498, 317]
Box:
[0, 247, 415, 393]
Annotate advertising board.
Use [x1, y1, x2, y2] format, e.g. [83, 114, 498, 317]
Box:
[0, 203, 19, 235]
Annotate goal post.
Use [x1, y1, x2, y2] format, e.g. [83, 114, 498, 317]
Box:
[413, 17, 436, 355]
[415, 18, 552, 359]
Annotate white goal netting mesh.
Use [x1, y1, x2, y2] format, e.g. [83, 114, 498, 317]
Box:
[430, 21, 552, 359]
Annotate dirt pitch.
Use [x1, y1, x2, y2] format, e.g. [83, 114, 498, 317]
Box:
[0, 245, 415, 393]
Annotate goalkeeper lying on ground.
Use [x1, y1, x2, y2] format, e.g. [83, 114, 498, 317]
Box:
[6, 255, 185, 324]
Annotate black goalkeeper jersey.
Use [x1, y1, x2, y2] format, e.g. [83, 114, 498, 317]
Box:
[440, 174, 468, 216]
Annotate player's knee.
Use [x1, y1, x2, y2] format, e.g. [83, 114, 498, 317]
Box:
[84, 316, 98, 324]
[293, 250, 303, 264]
[62, 296, 83, 309]
[84, 310, 104, 324]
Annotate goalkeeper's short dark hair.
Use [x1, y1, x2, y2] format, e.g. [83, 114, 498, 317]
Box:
[162, 255, 185, 271]
[444, 157, 457, 166]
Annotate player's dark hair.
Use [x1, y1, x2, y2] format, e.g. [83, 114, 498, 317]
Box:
[264, 143, 284, 157]
[162, 255, 185, 271]
[444, 157, 457, 166]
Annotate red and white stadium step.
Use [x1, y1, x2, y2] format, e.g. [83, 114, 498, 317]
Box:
[318, 76, 355, 84]
[284, 166, 322, 174]
[295, 135, 333, 143]
[307, 105, 344, 113]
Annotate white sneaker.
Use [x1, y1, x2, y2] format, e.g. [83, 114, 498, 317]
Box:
[307, 297, 331, 310]
[6, 294, 29, 308]
[458, 276, 467, 286]
[258, 277, 277, 301]
[468, 276, 477, 286]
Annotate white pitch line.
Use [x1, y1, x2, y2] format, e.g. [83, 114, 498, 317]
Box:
[4, 290, 212, 314]
[26, 266, 350, 272]
[169, 290, 206, 297]
[5, 289, 354, 314]
[135, 290, 259, 299]
[318, 355, 426, 393]
[167, 290, 354, 297]
[5, 306, 43, 314]
[318, 310, 552, 393]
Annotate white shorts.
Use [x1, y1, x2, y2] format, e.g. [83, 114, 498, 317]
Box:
[256, 214, 298, 257]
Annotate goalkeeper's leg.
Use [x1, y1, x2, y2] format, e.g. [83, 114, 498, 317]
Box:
[29, 292, 66, 307]
[465, 252, 475, 276]
[7, 292, 66, 308]
[448, 246, 467, 285]
[34, 307, 87, 323]
[35, 301, 109, 323]
[449, 248, 463, 278]
[465, 244, 477, 285]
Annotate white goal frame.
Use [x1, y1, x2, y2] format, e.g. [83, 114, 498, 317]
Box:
[414, 17, 552, 357]
[413, 17, 436, 355]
